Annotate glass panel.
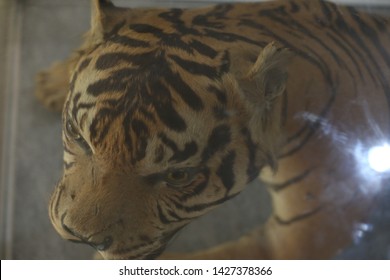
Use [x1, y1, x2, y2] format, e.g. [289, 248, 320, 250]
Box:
[1, 0, 389, 259]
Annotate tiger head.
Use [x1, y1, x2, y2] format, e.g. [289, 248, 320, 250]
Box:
[49, 0, 291, 259]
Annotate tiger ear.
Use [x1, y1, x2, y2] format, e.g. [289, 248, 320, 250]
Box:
[239, 43, 292, 169]
[90, 0, 116, 42]
[240, 42, 291, 119]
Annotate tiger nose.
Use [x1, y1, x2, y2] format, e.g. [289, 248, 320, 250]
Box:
[68, 234, 113, 251]
[61, 214, 113, 251]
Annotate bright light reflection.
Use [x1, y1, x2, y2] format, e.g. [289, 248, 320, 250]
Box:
[367, 144, 390, 173]
[353, 142, 387, 195]
[352, 223, 373, 244]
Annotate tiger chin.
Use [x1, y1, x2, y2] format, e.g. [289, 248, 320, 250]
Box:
[38, 0, 390, 259]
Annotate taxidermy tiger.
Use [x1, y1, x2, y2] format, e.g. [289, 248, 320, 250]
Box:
[35, 0, 390, 259]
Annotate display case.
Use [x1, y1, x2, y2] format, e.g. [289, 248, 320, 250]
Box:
[1, 0, 389, 260]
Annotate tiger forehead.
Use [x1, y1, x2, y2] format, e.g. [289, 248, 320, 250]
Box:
[68, 40, 235, 128]
[74, 45, 231, 92]
[70, 52, 230, 126]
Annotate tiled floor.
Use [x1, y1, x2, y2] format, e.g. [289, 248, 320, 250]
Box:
[1, 0, 389, 260]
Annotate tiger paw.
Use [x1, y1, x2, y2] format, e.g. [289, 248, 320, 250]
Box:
[35, 61, 69, 112]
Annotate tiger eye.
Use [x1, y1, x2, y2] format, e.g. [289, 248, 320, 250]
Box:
[165, 170, 191, 187]
[65, 120, 92, 154]
[168, 170, 188, 180]
[66, 120, 81, 140]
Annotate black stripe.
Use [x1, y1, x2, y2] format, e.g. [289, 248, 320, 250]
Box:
[192, 14, 226, 29]
[279, 84, 337, 158]
[208, 3, 234, 18]
[319, 0, 333, 22]
[77, 58, 91, 72]
[129, 23, 164, 35]
[95, 52, 133, 70]
[219, 50, 230, 75]
[158, 133, 178, 152]
[53, 185, 64, 218]
[157, 203, 171, 224]
[180, 168, 210, 201]
[96, 50, 163, 72]
[157, 133, 198, 163]
[203, 28, 266, 47]
[139, 107, 156, 123]
[169, 192, 239, 214]
[87, 68, 131, 96]
[154, 145, 165, 164]
[216, 151, 236, 193]
[289, 0, 300, 13]
[189, 39, 218, 58]
[69, 72, 77, 93]
[131, 119, 149, 162]
[286, 122, 310, 144]
[201, 125, 231, 162]
[274, 206, 323, 226]
[159, 9, 200, 36]
[129, 23, 194, 54]
[266, 168, 313, 192]
[167, 209, 184, 222]
[169, 54, 219, 78]
[281, 90, 288, 126]
[150, 81, 187, 132]
[63, 144, 75, 156]
[164, 71, 204, 111]
[108, 34, 151, 48]
[131, 119, 149, 138]
[76, 102, 95, 112]
[241, 128, 259, 183]
[106, 21, 150, 48]
[89, 107, 117, 146]
[169, 141, 198, 163]
[208, 85, 227, 104]
[71, 92, 81, 120]
[157, 203, 192, 225]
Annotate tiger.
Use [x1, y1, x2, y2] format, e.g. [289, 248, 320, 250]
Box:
[35, 0, 390, 259]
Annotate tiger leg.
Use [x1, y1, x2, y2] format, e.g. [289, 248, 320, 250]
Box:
[158, 211, 364, 260]
[35, 58, 74, 112]
[159, 226, 270, 260]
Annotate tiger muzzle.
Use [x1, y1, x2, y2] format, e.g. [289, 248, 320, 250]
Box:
[61, 213, 113, 251]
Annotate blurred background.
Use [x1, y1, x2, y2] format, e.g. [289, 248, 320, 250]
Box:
[0, 0, 389, 259]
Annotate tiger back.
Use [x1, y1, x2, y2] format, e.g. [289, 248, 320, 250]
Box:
[36, 0, 390, 259]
